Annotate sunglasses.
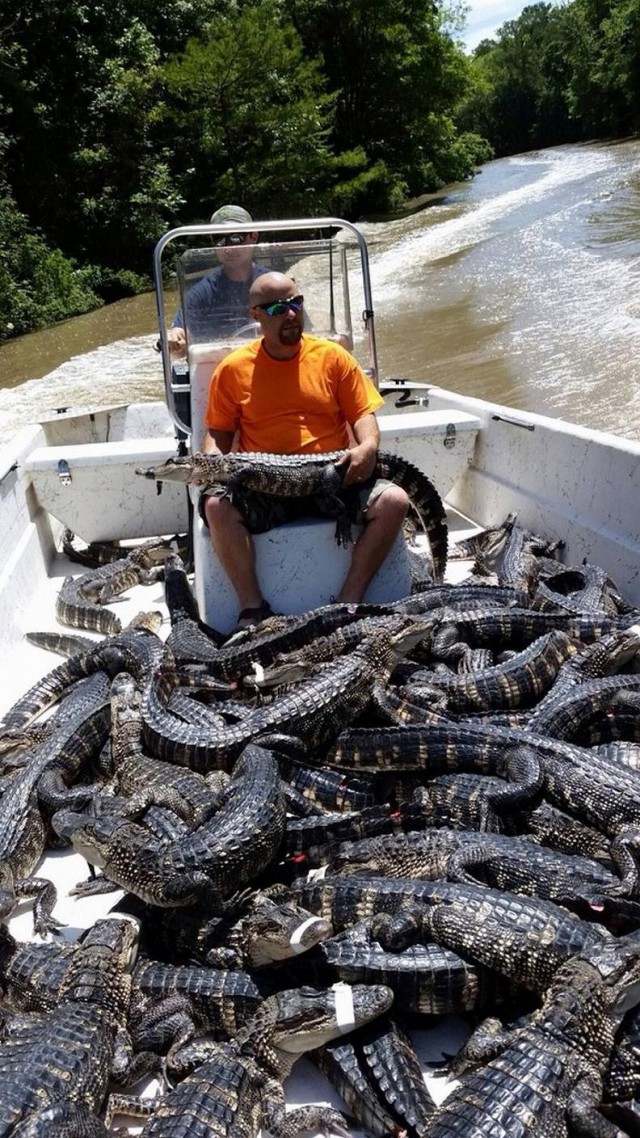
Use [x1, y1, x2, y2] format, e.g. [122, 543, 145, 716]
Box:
[254, 294, 304, 317]
[216, 233, 248, 247]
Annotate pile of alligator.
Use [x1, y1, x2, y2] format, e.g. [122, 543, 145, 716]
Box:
[2, 487, 640, 1136]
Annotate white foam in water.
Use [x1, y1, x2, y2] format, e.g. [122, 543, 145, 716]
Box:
[0, 334, 163, 442]
[369, 146, 613, 297]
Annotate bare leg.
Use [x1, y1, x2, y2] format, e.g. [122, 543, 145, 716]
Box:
[204, 495, 263, 611]
[337, 485, 409, 603]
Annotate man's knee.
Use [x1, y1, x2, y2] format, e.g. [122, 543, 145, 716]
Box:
[368, 484, 410, 526]
[203, 493, 242, 531]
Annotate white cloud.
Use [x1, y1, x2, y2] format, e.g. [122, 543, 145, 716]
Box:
[459, 0, 527, 50]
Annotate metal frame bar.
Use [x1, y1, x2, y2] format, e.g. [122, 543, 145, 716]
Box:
[152, 217, 378, 435]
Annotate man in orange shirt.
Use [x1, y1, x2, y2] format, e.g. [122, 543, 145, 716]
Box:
[202, 272, 409, 628]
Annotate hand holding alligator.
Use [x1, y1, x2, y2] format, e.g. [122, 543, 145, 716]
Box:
[336, 441, 378, 486]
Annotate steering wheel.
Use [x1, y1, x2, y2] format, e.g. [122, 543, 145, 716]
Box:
[233, 321, 261, 340]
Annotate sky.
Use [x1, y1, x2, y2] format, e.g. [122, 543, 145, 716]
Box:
[461, 0, 527, 50]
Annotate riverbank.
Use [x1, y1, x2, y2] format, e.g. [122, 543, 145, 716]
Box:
[2, 141, 639, 444]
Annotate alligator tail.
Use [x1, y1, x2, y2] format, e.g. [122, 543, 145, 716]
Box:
[376, 452, 448, 581]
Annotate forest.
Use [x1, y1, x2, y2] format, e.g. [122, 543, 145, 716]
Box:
[0, 0, 637, 339]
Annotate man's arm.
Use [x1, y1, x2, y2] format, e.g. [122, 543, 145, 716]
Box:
[340, 413, 380, 486]
[202, 428, 235, 455]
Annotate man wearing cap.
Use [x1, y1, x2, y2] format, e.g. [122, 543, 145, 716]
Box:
[167, 205, 268, 358]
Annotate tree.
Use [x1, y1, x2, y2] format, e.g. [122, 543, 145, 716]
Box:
[458, 4, 578, 155]
[0, 1, 223, 273]
[290, 0, 486, 194]
[565, 0, 640, 132]
[163, 1, 336, 217]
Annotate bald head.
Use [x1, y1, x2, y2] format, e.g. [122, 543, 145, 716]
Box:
[249, 272, 298, 307]
[249, 272, 303, 357]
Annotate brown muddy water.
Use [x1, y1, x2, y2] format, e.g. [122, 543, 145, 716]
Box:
[1, 138, 640, 443]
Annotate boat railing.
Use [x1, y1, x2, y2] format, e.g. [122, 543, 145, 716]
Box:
[152, 218, 379, 438]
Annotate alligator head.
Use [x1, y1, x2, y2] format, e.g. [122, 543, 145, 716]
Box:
[236, 892, 333, 967]
[135, 456, 201, 484]
[242, 981, 393, 1063]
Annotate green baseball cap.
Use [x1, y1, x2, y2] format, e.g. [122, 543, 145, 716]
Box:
[210, 204, 253, 225]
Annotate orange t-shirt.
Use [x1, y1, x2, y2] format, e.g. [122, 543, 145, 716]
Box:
[204, 335, 384, 454]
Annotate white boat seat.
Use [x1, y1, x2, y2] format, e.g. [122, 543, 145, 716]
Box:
[24, 437, 190, 543]
[194, 511, 412, 634]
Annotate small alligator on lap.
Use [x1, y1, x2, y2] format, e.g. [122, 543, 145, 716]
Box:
[137, 449, 448, 579]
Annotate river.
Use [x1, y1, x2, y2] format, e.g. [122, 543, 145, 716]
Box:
[1, 138, 639, 444]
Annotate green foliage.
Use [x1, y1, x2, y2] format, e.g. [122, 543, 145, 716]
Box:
[163, 1, 336, 216]
[457, 4, 579, 155]
[0, 191, 102, 339]
[16, 0, 637, 340]
[290, 0, 481, 193]
[564, 0, 640, 132]
[328, 150, 408, 216]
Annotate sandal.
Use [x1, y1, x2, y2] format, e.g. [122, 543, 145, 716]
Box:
[234, 600, 275, 631]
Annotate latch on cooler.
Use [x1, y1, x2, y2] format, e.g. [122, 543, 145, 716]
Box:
[444, 423, 457, 449]
[57, 458, 72, 485]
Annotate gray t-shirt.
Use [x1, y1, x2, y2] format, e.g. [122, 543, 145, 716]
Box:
[173, 264, 268, 341]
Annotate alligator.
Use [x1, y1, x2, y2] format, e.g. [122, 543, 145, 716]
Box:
[314, 1034, 408, 1138]
[292, 874, 612, 995]
[424, 606, 621, 658]
[0, 917, 138, 1135]
[394, 582, 530, 614]
[532, 560, 621, 616]
[425, 932, 640, 1138]
[327, 827, 640, 918]
[322, 722, 511, 773]
[473, 520, 554, 595]
[326, 715, 640, 846]
[525, 672, 640, 742]
[395, 629, 578, 713]
[448, 512, 518, 562]
[137, 448, 449, 579]
[54, 742, 287, 906]
[278, 755, 375, 813]
[107, 672, 226, 828]
[0, 613, 164, 741]
[519, 623, 640, 725]
[317, 1015, 437, 1138]
[167, 590, 401, 681]
[241, 613, 422, 689]
[319, 921, 519, 1016]
[0, 905, 326, 1070]
[128, 960, 273, 1071]
[140, 625, 424, 771]
[62, 528, 187, 570]
[285, 804, 406, 864]
[282, 771, 525, 864]
[56, 544, 166, 634]
[0, 670, 114, 934]
[109, 982, 394, 1137]
[596, 740, 640, 770]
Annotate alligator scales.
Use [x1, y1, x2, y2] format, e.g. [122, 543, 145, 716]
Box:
[137, 449, 448, 579]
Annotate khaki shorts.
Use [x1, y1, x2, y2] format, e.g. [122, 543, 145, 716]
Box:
[200, 477, 391, 534]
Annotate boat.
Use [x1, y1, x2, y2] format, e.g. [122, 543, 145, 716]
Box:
[0, 217, 638, 1132]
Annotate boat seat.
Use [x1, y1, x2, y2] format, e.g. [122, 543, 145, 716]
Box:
[24, 437, 190, 543]
[193, 509, 412, 635]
